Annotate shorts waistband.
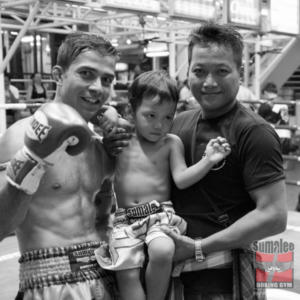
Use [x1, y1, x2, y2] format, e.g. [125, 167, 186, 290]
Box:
[19, 241, 100, 263]
[19, 241, 112, 291]
[114, 200, 174, 225]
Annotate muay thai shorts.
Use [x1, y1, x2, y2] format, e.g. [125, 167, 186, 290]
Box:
[95, 200, 187, 271]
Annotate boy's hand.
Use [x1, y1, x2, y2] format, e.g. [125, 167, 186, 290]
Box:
[204, 136, 231, 164]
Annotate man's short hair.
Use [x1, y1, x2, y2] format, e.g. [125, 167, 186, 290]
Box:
[56, 32, 118, 70]
[128, 70, 179, 112]
[188, 22, 244, 69]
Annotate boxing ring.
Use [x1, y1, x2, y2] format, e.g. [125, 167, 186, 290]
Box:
[0, 103, 42, 110]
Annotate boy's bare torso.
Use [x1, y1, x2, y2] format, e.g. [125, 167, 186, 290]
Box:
[114, 134, 172, 208]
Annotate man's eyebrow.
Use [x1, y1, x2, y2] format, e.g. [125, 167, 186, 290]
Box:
[77, 66, 96, 72]
[103, 73, 115, 78]
[78, 66, 115, 76]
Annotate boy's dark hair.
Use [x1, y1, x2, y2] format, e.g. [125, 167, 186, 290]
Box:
[56, 32, 118, 70]
[129, 70, 179, 112]
[188, 22, 244, 69]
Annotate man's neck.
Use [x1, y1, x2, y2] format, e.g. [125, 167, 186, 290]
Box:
[201, 101, 237, 120]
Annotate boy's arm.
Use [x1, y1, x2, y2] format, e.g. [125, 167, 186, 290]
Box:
[169, 135, 230, 189]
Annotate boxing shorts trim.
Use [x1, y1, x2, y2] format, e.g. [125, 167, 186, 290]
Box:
[19, 241, 115, 294]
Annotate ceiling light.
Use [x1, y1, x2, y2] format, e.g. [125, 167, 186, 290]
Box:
[146, 51, 169, 57]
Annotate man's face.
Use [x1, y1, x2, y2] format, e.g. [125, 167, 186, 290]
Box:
[188, 43, 240, 118]
[60, 50, 116, 121]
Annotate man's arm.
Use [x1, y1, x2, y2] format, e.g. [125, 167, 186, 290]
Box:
[202, 180, 287, 252]
[94, 178, 116, 242]
[0, 174, 31, 240]
[1, 103, 93, 240]
[0, 124, 32, 240]
[162, 180, 287, 261]
[92, 105, 132, 156]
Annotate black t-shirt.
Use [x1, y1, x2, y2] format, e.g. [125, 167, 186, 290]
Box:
[170, 103, 284, 293]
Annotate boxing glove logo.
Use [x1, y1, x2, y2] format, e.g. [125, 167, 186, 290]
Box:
[27, 111, 52, 143]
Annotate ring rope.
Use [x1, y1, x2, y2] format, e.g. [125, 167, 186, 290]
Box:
[241, 99, 297, 106]
[0, 103, 43, 110]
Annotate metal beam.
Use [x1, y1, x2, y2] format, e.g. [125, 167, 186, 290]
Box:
[0, 1, 40, 73]
[0, 0, 37, 8]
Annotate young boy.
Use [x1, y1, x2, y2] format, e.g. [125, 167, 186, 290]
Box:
[96, 70, 231, 300]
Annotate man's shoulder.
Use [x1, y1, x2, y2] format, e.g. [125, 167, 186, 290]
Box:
[232, 103, 269, 127]
[175, 109, 199, 120]
[230, 104, 279, 142]
[0, 118, 30, 163]
[173, 109, 200, 128]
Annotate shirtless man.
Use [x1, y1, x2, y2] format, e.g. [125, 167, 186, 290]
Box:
[96, 70, 230, 300]
[0, 32, 119, 300]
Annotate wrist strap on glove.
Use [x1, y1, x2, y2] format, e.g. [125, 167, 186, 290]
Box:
[6, 147, 46, 195]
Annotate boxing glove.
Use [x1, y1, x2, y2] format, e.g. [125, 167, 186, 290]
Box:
[6, 102, 91, 194]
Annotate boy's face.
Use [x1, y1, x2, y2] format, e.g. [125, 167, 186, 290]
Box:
[59, 50, 116, 121]
[188, 43, 240, 118]
[134, 95, 176, 143]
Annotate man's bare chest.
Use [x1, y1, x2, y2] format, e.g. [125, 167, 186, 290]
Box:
[40, 148, 108, 193]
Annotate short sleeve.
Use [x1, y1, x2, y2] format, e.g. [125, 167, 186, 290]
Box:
[239, 124, 285, 191]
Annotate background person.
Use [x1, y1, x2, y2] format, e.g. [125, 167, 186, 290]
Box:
[258, 82, 295, 155]
[26, 72, 48, 114]
[236, 83, 257, 111]
[4, 73, 20, 126]
[177, 79, 200, 114]
[0, 32, 119, 300]
[258, 82, 289, 125]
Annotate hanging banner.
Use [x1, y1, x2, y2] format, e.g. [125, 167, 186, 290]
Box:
[172, 0, 217, 21]
[102, 0, 161, 14]
[270, 0, 299, 35]
[228, 0, 260, 29]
